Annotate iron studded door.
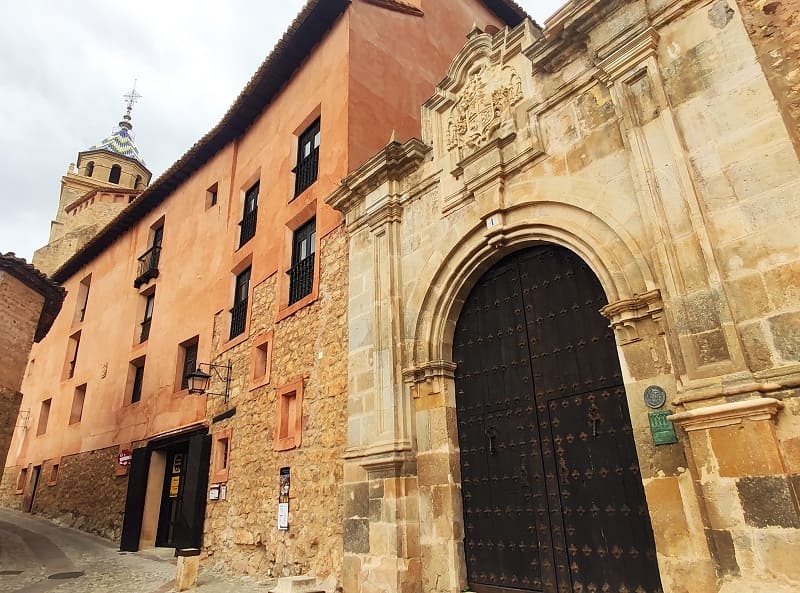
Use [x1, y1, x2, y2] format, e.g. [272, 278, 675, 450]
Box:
[454, 246, 662, 593]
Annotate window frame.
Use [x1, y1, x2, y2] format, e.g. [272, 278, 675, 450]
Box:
[288, 218, 316, 305]
[130, 360, 145, 404]
[140, 292, 155, 343]
[238, 182, 259, 247]
[229, 266, 251, 340]
[109, 164, 122, 184]
[179, 340, 199, 391]
[293, 118, 320, 197]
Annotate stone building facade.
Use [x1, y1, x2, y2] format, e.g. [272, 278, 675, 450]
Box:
[329, 1, 800, 592]
[2, 1, 530, 590]
[0, 255, 64, 489]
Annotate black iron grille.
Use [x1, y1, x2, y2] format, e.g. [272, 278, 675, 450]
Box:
[229, 299, 248, 339]
[288, 253, 314, 305]
[134, 246, 161, 288]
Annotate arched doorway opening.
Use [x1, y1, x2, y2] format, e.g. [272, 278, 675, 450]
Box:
[453, 244, 663, 593]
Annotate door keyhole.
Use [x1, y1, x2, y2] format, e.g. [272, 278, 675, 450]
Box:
[485, 427, 497, 456]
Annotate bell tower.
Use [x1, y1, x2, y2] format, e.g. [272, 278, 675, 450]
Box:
[33, 84, 152, 276]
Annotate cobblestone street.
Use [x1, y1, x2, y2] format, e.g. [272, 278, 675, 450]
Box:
[0, 509, 274, 593]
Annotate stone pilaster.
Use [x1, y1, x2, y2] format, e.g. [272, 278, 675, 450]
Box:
[671, 398, 800, 590]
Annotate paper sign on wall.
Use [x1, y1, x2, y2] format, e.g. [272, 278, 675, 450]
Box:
[278, 467, 290, 530]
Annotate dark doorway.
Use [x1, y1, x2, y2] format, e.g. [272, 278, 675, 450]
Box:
[156, 444, 188, 547]
[120, 431, 210, 552]
[453, 245, 663, 593]
[23, 465, 41, 513]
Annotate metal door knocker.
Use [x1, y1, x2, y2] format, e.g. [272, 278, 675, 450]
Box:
[485, 426, 498, 455]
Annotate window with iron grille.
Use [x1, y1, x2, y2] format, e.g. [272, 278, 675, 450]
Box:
[239, 182, 259, 247]
[294, 119, 320, 197]
[288, 218, 316, 305]
[131, 361, 145, 404]
[180, 341, 199, 390]
[140, 293, 155, 343]
[230, 267, 251, 339]
[135, 223, 164, 288]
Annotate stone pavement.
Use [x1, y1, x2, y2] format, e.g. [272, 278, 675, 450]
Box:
[0, 508, 276, 593]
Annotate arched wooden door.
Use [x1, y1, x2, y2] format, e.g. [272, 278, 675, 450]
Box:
[454, 245, 663, 593]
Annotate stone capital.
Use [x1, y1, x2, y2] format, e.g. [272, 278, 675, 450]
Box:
[670, 398, 784, 432]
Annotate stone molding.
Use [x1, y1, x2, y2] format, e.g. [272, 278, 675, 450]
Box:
[595, 27, 659, 84]
[600, 289, 664, 345]
[670, 398, 784, 431]
[326, 138, 430, 226]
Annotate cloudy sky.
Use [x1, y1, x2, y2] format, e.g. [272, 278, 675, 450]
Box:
[0, 0, 563, 262]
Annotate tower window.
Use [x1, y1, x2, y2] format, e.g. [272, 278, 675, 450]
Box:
[135, 174, 143, 189]
[109, 164, 122, 184]
[85, 161, 95, 177]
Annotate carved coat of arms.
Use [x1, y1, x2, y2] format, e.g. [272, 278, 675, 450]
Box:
[446, 65, 523, 153]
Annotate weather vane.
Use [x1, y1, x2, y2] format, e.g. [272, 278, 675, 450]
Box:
[123, 80, 142, 116]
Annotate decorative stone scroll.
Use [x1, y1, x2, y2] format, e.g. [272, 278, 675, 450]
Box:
[445, 64, 523, 153]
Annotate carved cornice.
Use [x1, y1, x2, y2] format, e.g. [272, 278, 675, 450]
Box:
[601, 289, 663, 320]
[670, 398, 784, 431]
[326, 138, 430, 216]
[595, 27, 660, 83]
[600, 289, 664, 345]
[364, 195, 404, 232]
[402, 360, 458, 385]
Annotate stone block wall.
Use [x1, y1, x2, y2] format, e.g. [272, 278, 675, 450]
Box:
[330, 1, 800, 591]
[0, 271, 45, 485]
[203, 227, 348, 588]
[738, 0, 800, 156]
[32, 446, 127, 540]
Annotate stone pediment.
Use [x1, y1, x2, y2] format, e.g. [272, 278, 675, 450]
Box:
[422, 21, 540, 159]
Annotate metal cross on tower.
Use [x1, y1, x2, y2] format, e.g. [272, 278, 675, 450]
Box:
[123, 80, 142, 116]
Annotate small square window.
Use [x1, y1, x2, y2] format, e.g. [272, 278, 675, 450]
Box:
[211, 428, 232, 483]
[48, 463, 59, 486]
[251, 331, 273, 388]
[274, 379, 304, 451]
[206, 183, 218, 209]
[16, 467, 28, 493]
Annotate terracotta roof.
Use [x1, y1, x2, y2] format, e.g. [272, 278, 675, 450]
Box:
[52, 0, 527, 284]
[0, 253, 65, 342]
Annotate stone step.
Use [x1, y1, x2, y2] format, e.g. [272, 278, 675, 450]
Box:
[269, 575, 324, 593]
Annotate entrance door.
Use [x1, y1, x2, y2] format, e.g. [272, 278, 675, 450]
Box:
[23, 466, 41, 513]
[454, 245, 662, 593]
[156, 445, 188, 547]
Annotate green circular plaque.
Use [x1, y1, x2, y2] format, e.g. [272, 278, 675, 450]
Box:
[643, 385, 667, 409]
